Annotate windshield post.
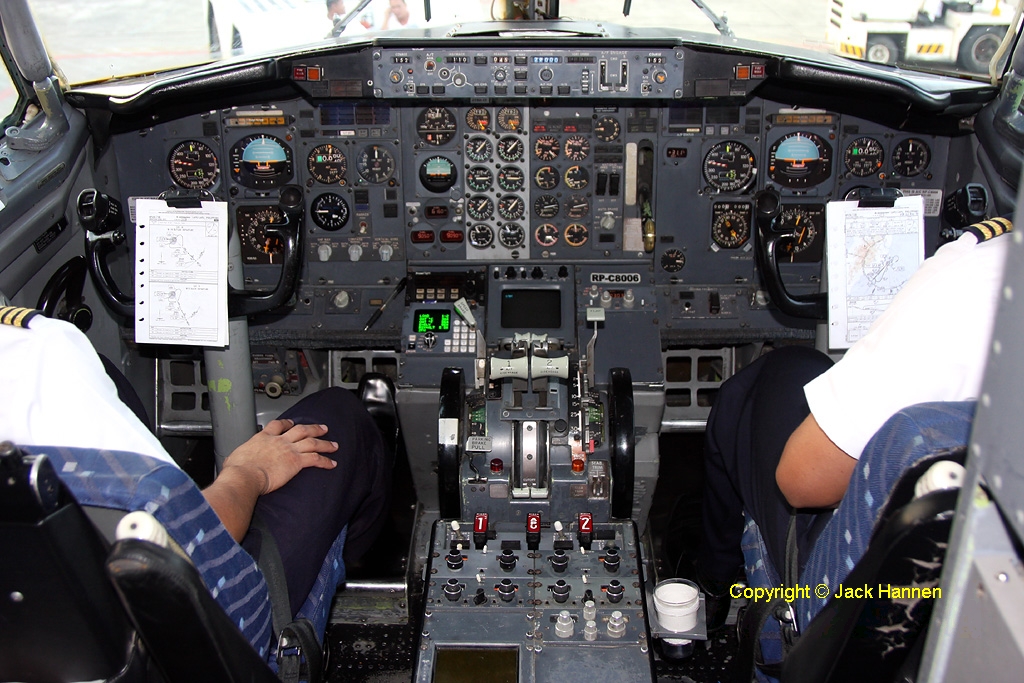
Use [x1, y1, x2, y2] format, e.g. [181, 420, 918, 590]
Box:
[0, 0, 68, 151]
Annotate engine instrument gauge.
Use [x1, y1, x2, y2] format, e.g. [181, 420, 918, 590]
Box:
[499, 223, 525, 248]
[497, 136, 524, 162]
[564, 223, 589, 247]
[237, 205, 286, 264]
[229, 134, 293, 189]
[468, 223, 494, 248]
[416, 106, 458, 145]
[534, 135, 560, 161]
[843, 137, 884, 178]
[498, 195, 525, 221]
[311, 192, 350, 231]
[168, 140, 219, 189]
[776, 204, 825, 262]
[767, 132, 832, 188]
[564, 135, 591, 161]
[466, 136, 493, 162]
[466, 166, 493, 192]
[535, 223, 559, 247]
[565, 195, 590, 219]
[497, 106, 522, 131]
[711, 202, 752, 249]
[466, 195, 494, 221]
[497, 166, 524, 192]
[534, 194, 560, 218]
[661, 248, 685, 272]
[466, 107, 490, 131]
[307, 144, 347, 185]
[356, 145, 396, 184]
[594, 116, 621, 142]
[534, 165, 559, 190]
[891, 138, 931, 177]
[702, 141, 756, 192]
[419, 155, 457, 193]
[564, 165, 589, 190]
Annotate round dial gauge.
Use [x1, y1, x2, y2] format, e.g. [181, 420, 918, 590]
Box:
[534, 194, 560, 218]
[564, 223, 589, 247]
[497, 106, 522, 131]
[310, 193, 350, 231]
[466, 166, 494, 192]
[711, 208, 750, 249]
[892, 138, 931, 177]
[307, 144, 347, 185]
[535, 223, 559, 247]
[564, 135, 591, 161]
[534, 135, 560, 161]
[466, 195, 494, 221]
[498, 195, 525, 221]
[468, 223, 494, 248]
[767, 132, 833, 188]
[565, 194, 590, 219]
[498, 166, 524, 192]
[777, 207, 820, 261]
[595, 116, 621, 142]
[238, 206, 286, 263]
[702, 141, 756, 192]
[564, 165, 589, 190]
[416, 107, 458, 145]
[419, 155, 457, 193]
[497, 136, 524, 162]
[534, 165, 559, 190]
[843, 137, 884, 178]
[466, 136, 493, 162]
[356, 145, 396, 184]
[168, 140, 219, 189]
[661, 248, 686, 272]
[466, 107, 490, 131]
[499, 223, 525, 248]
[229, 134, 293, 189]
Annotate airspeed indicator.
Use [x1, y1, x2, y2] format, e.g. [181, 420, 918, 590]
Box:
[702, 141, 756, 192]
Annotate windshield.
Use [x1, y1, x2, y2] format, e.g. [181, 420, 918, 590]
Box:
[23, 0, 1023, 86]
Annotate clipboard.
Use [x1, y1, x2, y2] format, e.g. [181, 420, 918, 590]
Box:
[825, 191, 926, 350]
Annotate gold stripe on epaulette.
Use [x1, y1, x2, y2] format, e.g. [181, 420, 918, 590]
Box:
[0, 306, 40, 327]
[965, 217, 1013, 242]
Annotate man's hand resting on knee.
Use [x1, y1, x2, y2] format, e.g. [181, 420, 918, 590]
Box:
[202, 419, 340, 541]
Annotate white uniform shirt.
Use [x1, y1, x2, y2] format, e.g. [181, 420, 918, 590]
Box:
[0, 314, 176, 465]
[805, 231, 1010, 459]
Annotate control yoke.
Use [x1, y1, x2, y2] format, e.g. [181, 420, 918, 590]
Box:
[77, 187, 304, 319]
[753, 188, 828, 320]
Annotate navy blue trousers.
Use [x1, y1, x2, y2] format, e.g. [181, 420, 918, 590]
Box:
[242, 387, 391, 616]
[696, 346, 835, 586]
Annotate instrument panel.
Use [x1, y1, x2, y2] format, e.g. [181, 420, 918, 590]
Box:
[112, 44, 957, 351]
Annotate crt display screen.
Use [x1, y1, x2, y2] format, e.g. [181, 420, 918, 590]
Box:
[500, 289, 561, 329]
[414, 309, 451, 333]
[434, 647, 518, 683]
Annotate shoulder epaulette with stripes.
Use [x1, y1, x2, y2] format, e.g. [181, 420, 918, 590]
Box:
[964, 217, 1013, 242]
[0, 306, 40, 328]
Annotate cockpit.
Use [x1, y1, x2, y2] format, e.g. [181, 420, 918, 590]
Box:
[3, 0, 1024, 681]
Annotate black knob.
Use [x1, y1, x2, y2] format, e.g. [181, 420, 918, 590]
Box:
[446, 550, 464, 570]
[497, 578, 517, 602]
[443, 579, 464, 601]
[499, 549, 518, 572]
[550, 549, 569, 573]
[550, 579, 571, 603]
[473, 588, 488, 605]
[603, 547, 621, 573]
[606, 580, 624, 603]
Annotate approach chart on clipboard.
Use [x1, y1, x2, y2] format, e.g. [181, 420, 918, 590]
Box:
[825, 193, 926, 350]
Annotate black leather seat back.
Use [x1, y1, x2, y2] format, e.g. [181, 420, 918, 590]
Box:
[0, 446, 134, 682]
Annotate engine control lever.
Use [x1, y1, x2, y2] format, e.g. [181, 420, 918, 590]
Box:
[753, 188, 827, 320]
[78, 189, 134, 318]
[228, 185, 304, 317]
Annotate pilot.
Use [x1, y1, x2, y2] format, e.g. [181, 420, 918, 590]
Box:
[0, 308, 392, 619]
[689, 218, 1013, 630]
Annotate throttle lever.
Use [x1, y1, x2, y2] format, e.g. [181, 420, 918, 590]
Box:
[228, 185, 304, 317]
[753, 188, 827, 320]
[78, 189, 134, 318]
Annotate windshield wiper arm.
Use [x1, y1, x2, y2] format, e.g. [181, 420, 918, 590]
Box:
[333, 0, 375, 37]
[623, 0, 733, 37]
